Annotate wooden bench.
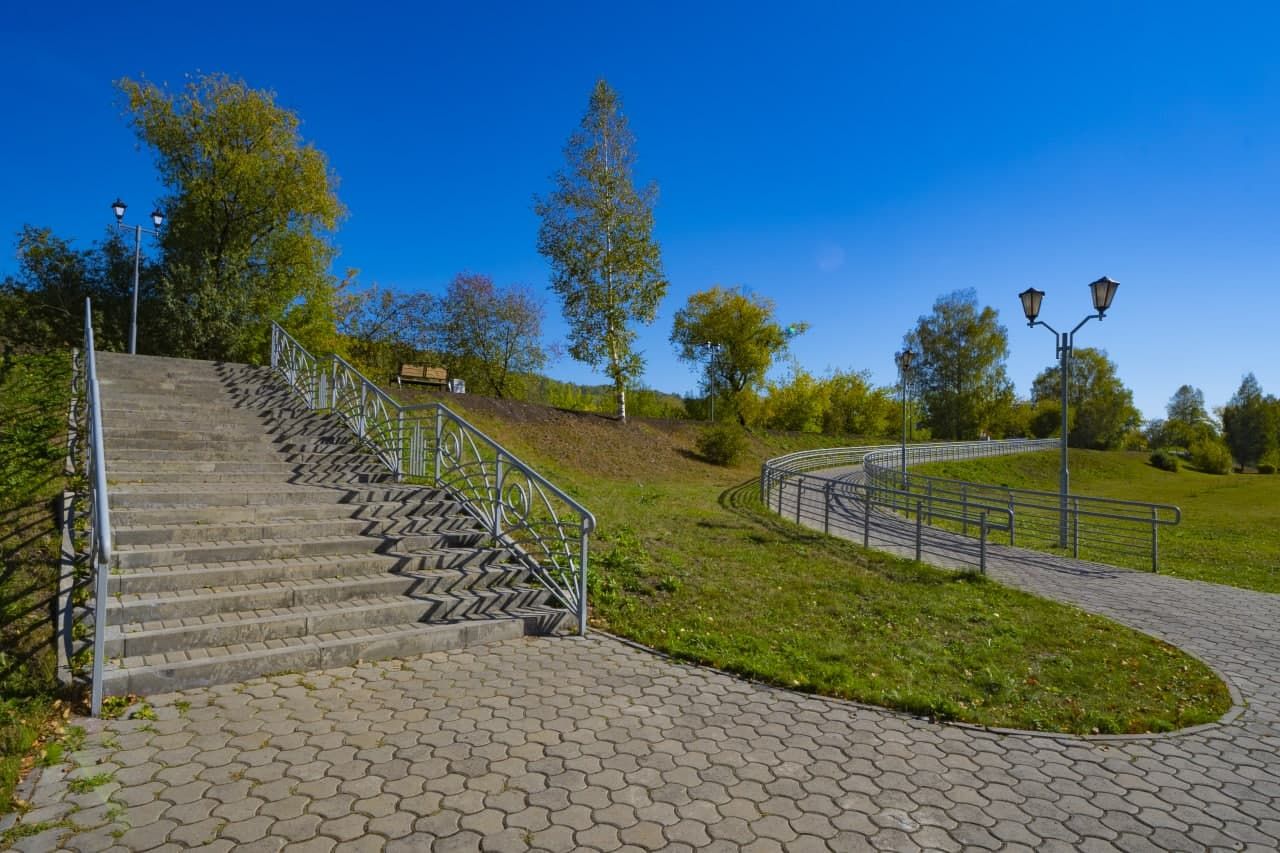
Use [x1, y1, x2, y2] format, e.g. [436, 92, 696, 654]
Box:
[396, 364, 448, 389]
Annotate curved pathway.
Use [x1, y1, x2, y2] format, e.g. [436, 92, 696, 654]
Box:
[7, 479, 1280, 851]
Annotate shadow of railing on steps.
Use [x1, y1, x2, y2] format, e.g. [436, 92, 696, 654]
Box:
[268, 323, 595, 636]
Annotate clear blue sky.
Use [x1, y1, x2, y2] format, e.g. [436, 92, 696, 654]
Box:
[5, 2, 1278, 419]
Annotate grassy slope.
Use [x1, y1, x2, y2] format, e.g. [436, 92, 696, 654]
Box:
[401, 389, 1229, 734]
[0, 353, 72, 813]
[913, 450, 1280, 594]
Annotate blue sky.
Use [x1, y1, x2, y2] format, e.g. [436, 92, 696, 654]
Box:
[4, 2, 1278, 419]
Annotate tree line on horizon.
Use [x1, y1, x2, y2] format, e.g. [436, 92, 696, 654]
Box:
[2, 72, 1275, 469]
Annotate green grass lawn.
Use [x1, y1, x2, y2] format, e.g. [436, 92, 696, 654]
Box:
[913, 449, 1280, 594]
[0, 352, 74, 813]
[412, 394, 1230, 734]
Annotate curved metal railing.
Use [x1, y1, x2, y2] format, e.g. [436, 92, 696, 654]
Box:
[82, 299, 113, 717]
[861, 442, 1180, 571]
[761, 438, 1180, 572]
[270, 324, 596, 634]
[761, 443, 1017, 572]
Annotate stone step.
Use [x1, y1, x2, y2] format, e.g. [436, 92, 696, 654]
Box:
[100, 613, 562, 696]
[107, 549, 504, 595]
[107, 570, 540, 639]
[114, 516, 487, 547]
[107, 460, 382, 475]
[107, 484, 347, 509]
[108, 469, 395, 486]
[112, 534, 402, 570]
[106, 447, 378, 465]
[92, 350, 574, 697]
[108, 497, 467, 528]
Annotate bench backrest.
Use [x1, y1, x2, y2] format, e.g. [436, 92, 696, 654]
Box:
[399, 364, 447, 382]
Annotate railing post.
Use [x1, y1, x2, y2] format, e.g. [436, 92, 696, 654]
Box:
[1008, 494, 1015, 542]
[1151, 507, 1159, 573]
[795, 478, 803, 523]
[1072, 497, 1080, 559]
[396, 409, 405, 480]
[331, 358, 339, 410]
[863, 486, 871, 548]
[358, 382, 368, 438]
[493, 456, 505, 541]
[915, 499, 923, 562]
[823, 481, 831, 534]
[579, 522, 590, 636]
[979, 512, 987, 575]
[433, 408, 444, 486]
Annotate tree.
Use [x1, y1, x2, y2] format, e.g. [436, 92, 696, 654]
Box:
[821, 370, 895, 437]
[1149, 385, 1217, 448]
[906, 290, 1015, 440]
[119, 73, 344, 362]
[334, 275, 434, 379]
[535, 80, 667, 421]
[1222, 373, 1278, 468]
[0, 226, 149, 353]
[1030, 347, 1140, 449]
[763, 363, 827, 432]
[431, 273, 549, 398]
[670, 285, 805, 419]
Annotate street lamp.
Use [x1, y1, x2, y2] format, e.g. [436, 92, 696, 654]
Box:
[703, 342, 721, 421]
[1018, 276, 1119, 548]
[111, 198, 164, 355]
[895, 349, 914, 485]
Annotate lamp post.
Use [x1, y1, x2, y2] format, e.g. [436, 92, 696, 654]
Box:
[1018, 276, 1119, 548]
[702, 342, 722, 421]
[111, 199, 164, 355]
[895, 349, 914, 486]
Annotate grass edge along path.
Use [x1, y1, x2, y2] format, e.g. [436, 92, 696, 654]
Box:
[411, 398, 1230, 735]
[0, 352, 79, 815]
[911, 449, 1280, 594]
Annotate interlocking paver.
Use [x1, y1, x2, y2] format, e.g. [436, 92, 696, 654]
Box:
[16, 462, 1280, 850]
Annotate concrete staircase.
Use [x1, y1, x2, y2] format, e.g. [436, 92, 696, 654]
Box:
[96, 352, 566, 696]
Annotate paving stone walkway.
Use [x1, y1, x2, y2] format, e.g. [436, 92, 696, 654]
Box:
[9, 477, 1280, 851]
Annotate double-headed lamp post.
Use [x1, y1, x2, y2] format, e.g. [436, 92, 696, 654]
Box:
[895, 348, 914, 486]
[111, 199, 164, 355]
[1017, 276, 1120, 548]
[703, 342, 721, 421]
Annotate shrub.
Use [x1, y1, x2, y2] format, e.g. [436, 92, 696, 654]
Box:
[1189, 439, 1233, 475]
[1259, 463, 1277, 475]
[1149, 449, 1179, 472]
[696, 424, 747, 466]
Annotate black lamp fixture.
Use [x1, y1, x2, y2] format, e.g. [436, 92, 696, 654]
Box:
[150, 209, 164, 229]
[1089, 276, 1119, 316]
[1018, 287, 1045, 325]
[111, 198, 127, 223]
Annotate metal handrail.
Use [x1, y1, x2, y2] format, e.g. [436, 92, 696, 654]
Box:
[858, 441, 1180, 571]
[760, 446, 1015, 572]
[82, 298, 113, 717]
[270, 324, 597, 634]
[860, 445, 1177, 525]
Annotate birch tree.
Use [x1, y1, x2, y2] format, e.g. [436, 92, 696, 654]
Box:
[535, 80, 667, 421]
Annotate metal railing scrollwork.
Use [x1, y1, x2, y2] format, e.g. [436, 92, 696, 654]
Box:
[270, 324, 596, 634]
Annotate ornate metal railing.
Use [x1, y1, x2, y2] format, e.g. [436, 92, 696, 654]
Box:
[82, 299, 113, 717]
[859, 441, 1180, 571]
[270, 324, 596, 634]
